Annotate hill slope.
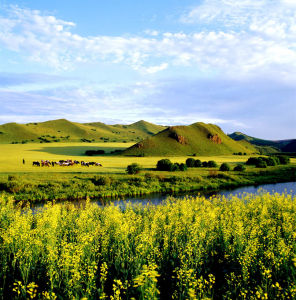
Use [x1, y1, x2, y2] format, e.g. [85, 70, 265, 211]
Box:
[123, 123, 257, 156]
[228, 132, 296, 152]
[0, 119, 166, 144]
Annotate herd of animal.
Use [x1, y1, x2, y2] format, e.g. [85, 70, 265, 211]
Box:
[32, 159, 103, 167]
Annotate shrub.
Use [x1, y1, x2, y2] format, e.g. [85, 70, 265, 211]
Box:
[246, 157, 259, 165]
[266, 157, 277, 166]
[171, 163, 180, 172]
[207, 160, 218, 168]
[202, 161, 208, 167]
[277, 155, 290, 165]
[179, 163, 188, 171]
[194, 159, 202, 167]
[144, 173, 156, 181]
[92, 176, 112, 186]
[156, 159, 173, 171]
[126, 163, 141, 174]
[85, 150, 105, 156]
[234, 164, 246, 171]
[186, 158, 195, 168]
[220, 163, 231, 171]
[256, 160, 267, 168]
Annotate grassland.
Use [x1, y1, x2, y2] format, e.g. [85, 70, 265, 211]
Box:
[0, 142, 295, 203]
[0, 119, 165, 144]
[123, 122, 257, 156]
[0, 142, 255, 174]
[0, 192, 295, 299]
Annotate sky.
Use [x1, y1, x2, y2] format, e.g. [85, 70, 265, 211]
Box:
[0, 0, 295, 139]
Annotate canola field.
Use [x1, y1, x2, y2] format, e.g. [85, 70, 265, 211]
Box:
[0, 192, 295, 299]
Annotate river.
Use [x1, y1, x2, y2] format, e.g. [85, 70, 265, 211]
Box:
[98, 181, 296, 208]
[30, 181, 296, 211]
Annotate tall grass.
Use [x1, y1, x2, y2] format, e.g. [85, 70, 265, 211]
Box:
[0, 192, 296, 299]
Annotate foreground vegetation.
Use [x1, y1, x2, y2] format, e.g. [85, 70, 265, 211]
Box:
[0, 192, 295, 299]
[0, 165, 295, 203]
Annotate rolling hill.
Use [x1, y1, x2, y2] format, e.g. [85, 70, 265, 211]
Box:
[228, 132, 296, 153]
[123, 122, 257, 156]
[0, 119, 166, 144]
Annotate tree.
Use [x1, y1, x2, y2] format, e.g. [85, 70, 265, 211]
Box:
[256, 160, 267, 168]
[186, 158, 195, 168]
[126, 163, 141, 174]
[234, 164, 246, 171]
[179, 163, 188, 171]
[194, 159, 202, 167]
[277, 155, 290, 165]
[220, 163, 231, 171]
[207, 160, 218, 168]
[202, 161, 208, 167]
[156, 159, 173, 171]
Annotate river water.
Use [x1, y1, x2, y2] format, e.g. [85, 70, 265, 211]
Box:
[97, 181, 296, 208]
[30, 181, 296, 211]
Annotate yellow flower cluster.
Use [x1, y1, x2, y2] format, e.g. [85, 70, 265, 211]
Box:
[0, 192, 295, 299]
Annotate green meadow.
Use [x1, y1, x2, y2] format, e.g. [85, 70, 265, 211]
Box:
[1, 142, 253, 174]
[0, 142, 295, 204]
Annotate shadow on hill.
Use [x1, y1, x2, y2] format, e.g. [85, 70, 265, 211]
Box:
[29, 146, 127, 156]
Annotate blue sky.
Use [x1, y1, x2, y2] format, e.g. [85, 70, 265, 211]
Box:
[0, 0, 295, 139]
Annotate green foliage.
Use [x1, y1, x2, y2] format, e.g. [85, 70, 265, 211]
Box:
[278, 155, 290, 165]
[256, 160, 267, 168]
[85, 149, 105, 155]
[194, 159, 202, 167]
[179, 163, 188, 171]
[207, 160, 218, 168]
[92, 175, 112, 186]
[126, 163, 142, 174]
[156, 159, 173, 171]
[156, 159, 187, 172]
[233, 164, 246, 171]
[186, 158, 195, 167]
[202, 161, 208, 167]
[220, 163, 231, 171]
[247, 156, 290, 168]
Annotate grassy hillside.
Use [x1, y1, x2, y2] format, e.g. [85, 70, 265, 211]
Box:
[123, 122, 257, 156]
[282, 140, 296, 152]
[229, 131, 296, 152]
[0, 119, 166, 144]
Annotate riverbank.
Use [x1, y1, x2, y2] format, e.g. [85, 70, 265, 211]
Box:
[0, 165, 295, 204]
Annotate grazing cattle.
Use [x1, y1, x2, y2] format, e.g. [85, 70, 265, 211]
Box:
[31, 159, 102, 168]
[41, 160, 51, 167]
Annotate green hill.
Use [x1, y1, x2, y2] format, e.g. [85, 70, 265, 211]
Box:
[282, 140, 296, 152]
[0, 119, 166, 144]
[228, 132, 295, 153]
[123, 122, 257, 156]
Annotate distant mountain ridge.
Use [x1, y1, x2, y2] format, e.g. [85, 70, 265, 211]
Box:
[228, 132, 296, 153]
[0, 119, 166, 144]
[123, 122, 257, 156]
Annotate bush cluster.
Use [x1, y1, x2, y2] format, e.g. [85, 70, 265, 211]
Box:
[246, 155, 290, 168]
[126, 163, 142, 174]
[85, 150, 105, 156]
[219, 163, 231, 171]
[156, 159, 187, 172]
[186, 158, 218, 168]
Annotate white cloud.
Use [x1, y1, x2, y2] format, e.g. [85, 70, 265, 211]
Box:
[0, 4, 296, 78]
